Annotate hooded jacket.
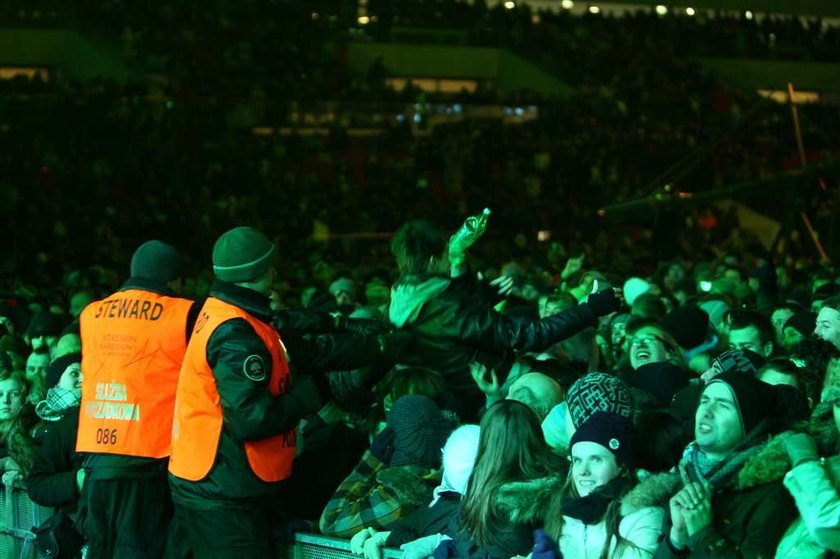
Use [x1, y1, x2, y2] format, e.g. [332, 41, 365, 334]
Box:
[444, 475, 565, 559]
[389, 274, 604, 420]
[633, 438, 796, 558]
[773, 397, 840, 558]
[558, 507, 664, 559]
[26, 406, 83, 513]
[776, 456, 840, 558]
[558, 492, 665, 559]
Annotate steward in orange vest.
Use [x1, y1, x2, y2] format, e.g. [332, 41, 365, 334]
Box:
[168, 226, 329, 559]
[77, 240, 198, 559]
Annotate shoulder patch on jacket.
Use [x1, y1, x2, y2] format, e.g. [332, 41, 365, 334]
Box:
[243, 354, 266, 381]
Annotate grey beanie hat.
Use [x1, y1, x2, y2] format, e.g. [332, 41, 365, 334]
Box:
[388, 395, 453, 468]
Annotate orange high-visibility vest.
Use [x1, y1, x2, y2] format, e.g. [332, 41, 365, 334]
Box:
[168, 296, 295, 483]
[76, 289, 193, 458]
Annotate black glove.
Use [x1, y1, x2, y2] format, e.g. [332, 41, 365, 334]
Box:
[376, 331, 413, 361]
[586, 289, 620, 317]
[370, 426, 396, 464]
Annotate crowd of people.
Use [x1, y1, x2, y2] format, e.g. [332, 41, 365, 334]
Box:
[0, 215, 839, 558]
[1, 2, 840, 558]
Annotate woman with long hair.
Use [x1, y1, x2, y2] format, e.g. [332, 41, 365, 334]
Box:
[0, 369, 39, 486]
[443, 399, 564, 559]
[542, 412, 664, 559]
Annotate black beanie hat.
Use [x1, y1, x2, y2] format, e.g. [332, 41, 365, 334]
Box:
[570, 411, 636, 469]
[46, 352, 81, 390]
[712, 348, 765, 377]
[784, 312, 816, 337]
[26, 309, 67, 338]
[630, 362, 689, 407]
[130, 241, 182, 282]
[663, 306, 710, 349]
[388, 395, 453, 468]
[707, 371, 777, 436]
[212, 227, 276, 283]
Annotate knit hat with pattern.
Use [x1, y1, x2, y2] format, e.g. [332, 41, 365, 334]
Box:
[566, 373, 635, 428]
[388, 394, 453, 468]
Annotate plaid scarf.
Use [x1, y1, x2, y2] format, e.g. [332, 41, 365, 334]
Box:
[35, 387, 81, 422]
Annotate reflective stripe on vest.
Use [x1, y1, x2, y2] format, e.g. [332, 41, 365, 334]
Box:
[168, 297, 295, 483]
[76, 289, 192, 458]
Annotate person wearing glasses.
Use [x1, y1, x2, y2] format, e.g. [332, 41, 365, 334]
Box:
[625, 318, 684, 372]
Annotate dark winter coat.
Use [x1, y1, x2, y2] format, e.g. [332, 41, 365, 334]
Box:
[386, 490, 461, 548]
[444, 475, 565, 559]
[634, 440, 797, 558]
[169, 280, 326, 508]
[26, 406, 83, 514]
[389, 274, 605, 420]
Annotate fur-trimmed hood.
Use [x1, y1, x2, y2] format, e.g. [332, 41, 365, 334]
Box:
[738, 399, 839, 488]
[621, 471, 681, 516]
[494, 475, 565, 523]
[623, 427, 802, 513]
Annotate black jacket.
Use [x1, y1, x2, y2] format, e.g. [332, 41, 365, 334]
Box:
[82, 277, 199, 480]
[389, 274, 610, 419]
[27, 407, 83, 513]
[169, 280, 326, 509]
[626, 441, 799, 559]
[444, 476, 564, 559]
[386, 491, 461, 547]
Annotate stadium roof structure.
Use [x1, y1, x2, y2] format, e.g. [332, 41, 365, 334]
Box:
[523, 0, 840, 18]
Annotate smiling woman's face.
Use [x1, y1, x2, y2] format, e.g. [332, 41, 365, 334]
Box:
[571, 441, 619, 497]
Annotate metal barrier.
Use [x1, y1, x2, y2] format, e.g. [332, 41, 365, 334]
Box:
[0, 483, 53, 559]
[294, 533, 402, 559]
[0, 488, 398, 559]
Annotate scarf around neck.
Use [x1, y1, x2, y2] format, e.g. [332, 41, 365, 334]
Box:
[561, 477, 633, 525]
[681, 440, 762, 489]
[35, 387, 81, 422]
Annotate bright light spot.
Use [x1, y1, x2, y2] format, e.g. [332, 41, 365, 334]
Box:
[357, 15, 370, 24]
[655, 5, 667, 15]
[537, 230, 551, 242]
[413, 114, 422, 123]
[685, 7, 695, 16]
[588, 5, 600, 14]
[504, 1, 516, 9]
[561, 0, 574, 8]
[745, 10, 753, 20]
[311, 12, 319, 20]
